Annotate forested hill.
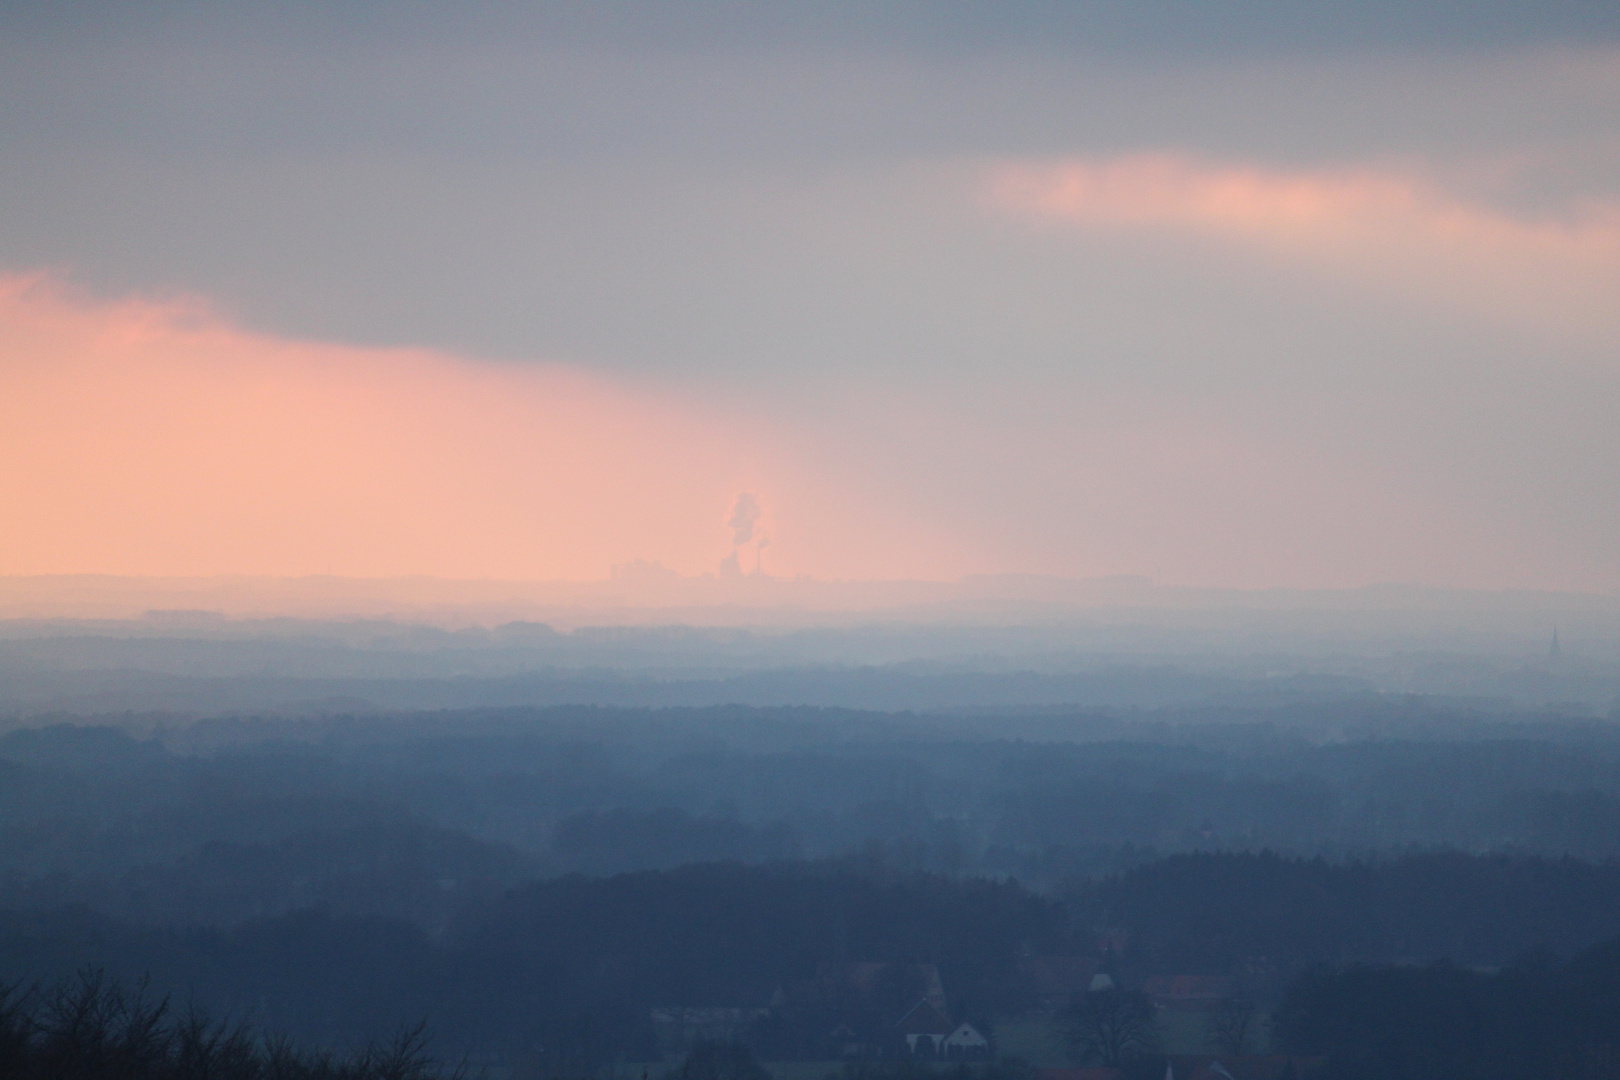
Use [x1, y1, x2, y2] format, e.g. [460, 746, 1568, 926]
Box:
[6, 708, 1620, 1062]
[1081, 850, 1620, 971]
[6, 854, 1620, 1058]
[8, 707, 1620, 927]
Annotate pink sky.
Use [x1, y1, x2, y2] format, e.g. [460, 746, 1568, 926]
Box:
[0, 271, 1353, 586]
[0, 276, 763, 579]
[0, 275, 983, 582]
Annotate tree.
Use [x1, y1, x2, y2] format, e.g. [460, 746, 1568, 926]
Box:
[1058, 988, 1157, 1066]
[0, 969, 457, 1080]
[671, 1040, 773, 1080]
[1207, 996, 1256, 1057]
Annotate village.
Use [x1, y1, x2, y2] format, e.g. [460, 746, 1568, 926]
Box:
[647, 956, 1322, 1080]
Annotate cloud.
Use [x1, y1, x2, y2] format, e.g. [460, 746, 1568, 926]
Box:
[727, 492, 762, 547]
[990, 154, 1620, 344]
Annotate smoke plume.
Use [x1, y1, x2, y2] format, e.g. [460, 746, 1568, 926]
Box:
[727, 493, 762, 547]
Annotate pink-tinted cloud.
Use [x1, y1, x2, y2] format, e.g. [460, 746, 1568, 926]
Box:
[991, 154, 1620, 343]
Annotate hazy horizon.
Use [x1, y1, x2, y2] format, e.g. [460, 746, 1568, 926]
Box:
[2, 568, 1616, 621]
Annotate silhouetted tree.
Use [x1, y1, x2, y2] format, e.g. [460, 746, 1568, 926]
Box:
[1059, 988, 1157, 1066]
[1207, 995, 1256, 1056]
[0, 969, 456, 1080]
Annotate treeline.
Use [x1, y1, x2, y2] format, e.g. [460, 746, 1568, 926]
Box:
[15, 940, 1620, 1080]
[1275, 940, 1620, 1079]
[0, 865, 1068, 1058]
[8, 710, 1620, 928]
[461, 863, 1065, 1030]
[6, 854, 1620, 1058]
[1079, 850, 1620, 971]
[0, 969, 452, 1080]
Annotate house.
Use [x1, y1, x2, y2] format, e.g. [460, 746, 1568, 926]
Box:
[826, 1022, 863, 1059]
[1164, 1055, 1324, 1080]
[649, 1006, 769, 1053]
[894, 998, 954, 1057]
[765, 961, 955, 1061]
[772, 962, 949, 1015]
[941, 1022, 991, 1061]
[1018, 956, 1100, 1010]
[892, 1000, 989, 1061]
[1143, 976, 1235, 1012]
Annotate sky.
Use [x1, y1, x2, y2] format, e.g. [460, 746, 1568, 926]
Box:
[2, 2, 1619, 590]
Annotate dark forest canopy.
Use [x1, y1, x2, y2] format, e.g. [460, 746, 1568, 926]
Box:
[4, 704, 1620, 924]
[4, 706, 1620, 1065]
[1275, 940, 1620, 1080]
[6, 854, 1620, 1059]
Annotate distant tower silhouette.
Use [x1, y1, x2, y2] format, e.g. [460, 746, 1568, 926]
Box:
[1550, 626, 1562, 658]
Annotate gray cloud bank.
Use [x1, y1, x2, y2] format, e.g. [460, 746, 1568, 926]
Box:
[7, 2, 1618, 55]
